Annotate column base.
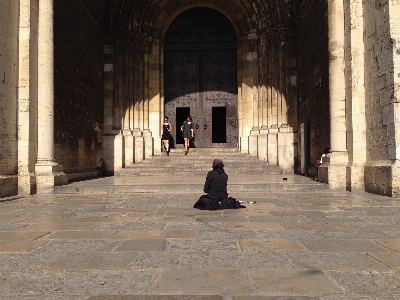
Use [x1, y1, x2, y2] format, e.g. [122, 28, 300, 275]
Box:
[1, 175, 18, 197]
[18, 173, 36, 195]
[346, 162, 365, 192]
[35, 162, 68, 194]
[103, 133, 123, 175]
[365, 160, 400, 197]
[248, 129, 259, 157]
[277, 130, 296, 173]
[240, 135, 249, 153]
[143, 129, 154, 159]
[324, 151, 348, 190]
[132, 130, 144, 163]
[123, 134, 134, 168]
[267, 128, 278, 165]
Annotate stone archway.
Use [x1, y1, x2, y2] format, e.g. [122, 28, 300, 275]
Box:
[164, 8, 238, 148]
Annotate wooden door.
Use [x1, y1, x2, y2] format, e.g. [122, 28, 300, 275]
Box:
[164, 7, 237, 148]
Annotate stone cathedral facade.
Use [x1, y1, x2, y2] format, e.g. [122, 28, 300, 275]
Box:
[1, 0, 400, 197]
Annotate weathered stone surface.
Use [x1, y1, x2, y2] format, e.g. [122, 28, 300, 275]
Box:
[111, 230, 194, 240]
[46, 252, 139, 270]
[114, 239, 167, 252]
[149, 269, 251, 294]
[1, 190, 400, 298]
[252, 269, 344, 294]
[300, 239, 388, 252]
[239, 239, 305, 252]
[287, 252, 389, 270]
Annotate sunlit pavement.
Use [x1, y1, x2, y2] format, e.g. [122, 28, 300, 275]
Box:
[1, 185, 400, 299]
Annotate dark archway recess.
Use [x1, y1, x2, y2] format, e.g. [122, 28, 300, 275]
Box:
[164, 8, 238, 148]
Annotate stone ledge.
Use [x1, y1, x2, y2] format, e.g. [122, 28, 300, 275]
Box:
[0, 175, 18, 197]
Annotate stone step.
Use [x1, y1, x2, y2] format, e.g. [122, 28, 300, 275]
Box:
[117, 148, 281, 177]
[54, 177, 328, 195]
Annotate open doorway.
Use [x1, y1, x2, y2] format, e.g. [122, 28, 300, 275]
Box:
[212, 107, 226, 143]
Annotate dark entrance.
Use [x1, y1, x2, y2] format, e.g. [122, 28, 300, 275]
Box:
[212, 107, 226, 143]
[164, 7, 238, 147]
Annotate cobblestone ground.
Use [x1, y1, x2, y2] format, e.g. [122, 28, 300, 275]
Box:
[1, 191, 400, 299]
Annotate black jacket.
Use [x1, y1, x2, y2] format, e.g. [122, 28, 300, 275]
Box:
[203, 167, 228, 200]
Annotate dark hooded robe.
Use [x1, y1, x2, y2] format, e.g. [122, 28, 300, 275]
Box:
[194, 159, 245, 210]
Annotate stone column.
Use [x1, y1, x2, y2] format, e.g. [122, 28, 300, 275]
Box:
[18, 0, 37, 195]
[268, 31, 279, 166]
[149, 39, 162, 154]
[239, 36, 254, 152]
[132, 35, 144, 163]
[326, 0, 348, 190]
[258, 32, 269, 161]
[142, 37, 154, 159]
[35, 0, 67, 193]
[103, 44, 122, 174]
[248, 33, 259, 157]
[120, 34, 134, 168]
[388, 1, 400, 197]
[346, 0, 366, 192]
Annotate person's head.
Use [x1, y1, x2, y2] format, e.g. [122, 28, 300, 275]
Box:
[212, 158, 224, 169]
[186, 116, 192, 122]
[164, 116, 168, 122]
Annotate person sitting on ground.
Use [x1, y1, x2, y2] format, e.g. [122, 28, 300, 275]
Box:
[193, 159, 245, 210]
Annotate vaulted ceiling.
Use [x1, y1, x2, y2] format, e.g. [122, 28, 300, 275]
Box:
[88, 0, 310, 36]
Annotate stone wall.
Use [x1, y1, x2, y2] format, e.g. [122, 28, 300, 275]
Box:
[363, 1, 393, 196]
[295, 0, 330, 176]
[0, 0, 18, 196]
[54, 0, 104, 179]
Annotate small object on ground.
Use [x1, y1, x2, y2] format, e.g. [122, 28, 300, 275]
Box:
[283, 177, 288, 181]
[239, 200, 256, 204]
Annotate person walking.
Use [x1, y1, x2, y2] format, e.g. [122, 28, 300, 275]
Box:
[181, 116, 194, 155]
[161, 116, 172, 156]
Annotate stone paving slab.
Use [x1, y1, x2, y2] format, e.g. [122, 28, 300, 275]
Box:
[114, 239, 167, 252]
[368, 251, 400, 268]
[46, 230, 117, 240]
[15, 222, 99, 232]
[225, 222, 282, 230]
[46, 252, 139, 270]
[286, 252, 389, 270]
[299, 239, 388, 252]
[110, 230, 194, 240]
[89, 297, 223, 300]
[149, 269, 251, 295]
[0, 240, 49, 253]
[373, 239, 400, 251]
[252, 269, 344, 294]
[72, 216, 141, 223]
[239, 239, 305, 252]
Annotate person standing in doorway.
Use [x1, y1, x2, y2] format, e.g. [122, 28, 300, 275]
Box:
[181, 116, 194, 155]
[162, 116, 172, 156]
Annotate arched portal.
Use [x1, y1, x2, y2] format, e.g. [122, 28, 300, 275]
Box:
[164, 8, 238, 148]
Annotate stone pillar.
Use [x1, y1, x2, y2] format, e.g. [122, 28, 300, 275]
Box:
[257, 34, 268, 160]
[121, 34, 134, 168]
[149, 39, 162, 154]
[345, 0, 366, 192]
[18, 0, 38, 195]
[268, 31, 279, 165]
[35, 0, 67, 193]
[239, 36, 254, 152]
[143, 37, 154, 159]
[388, 1, 400, 197]
[132, 35, 144, 162]
[248, 33, 259, 157]
[326, 0, 348, 190]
